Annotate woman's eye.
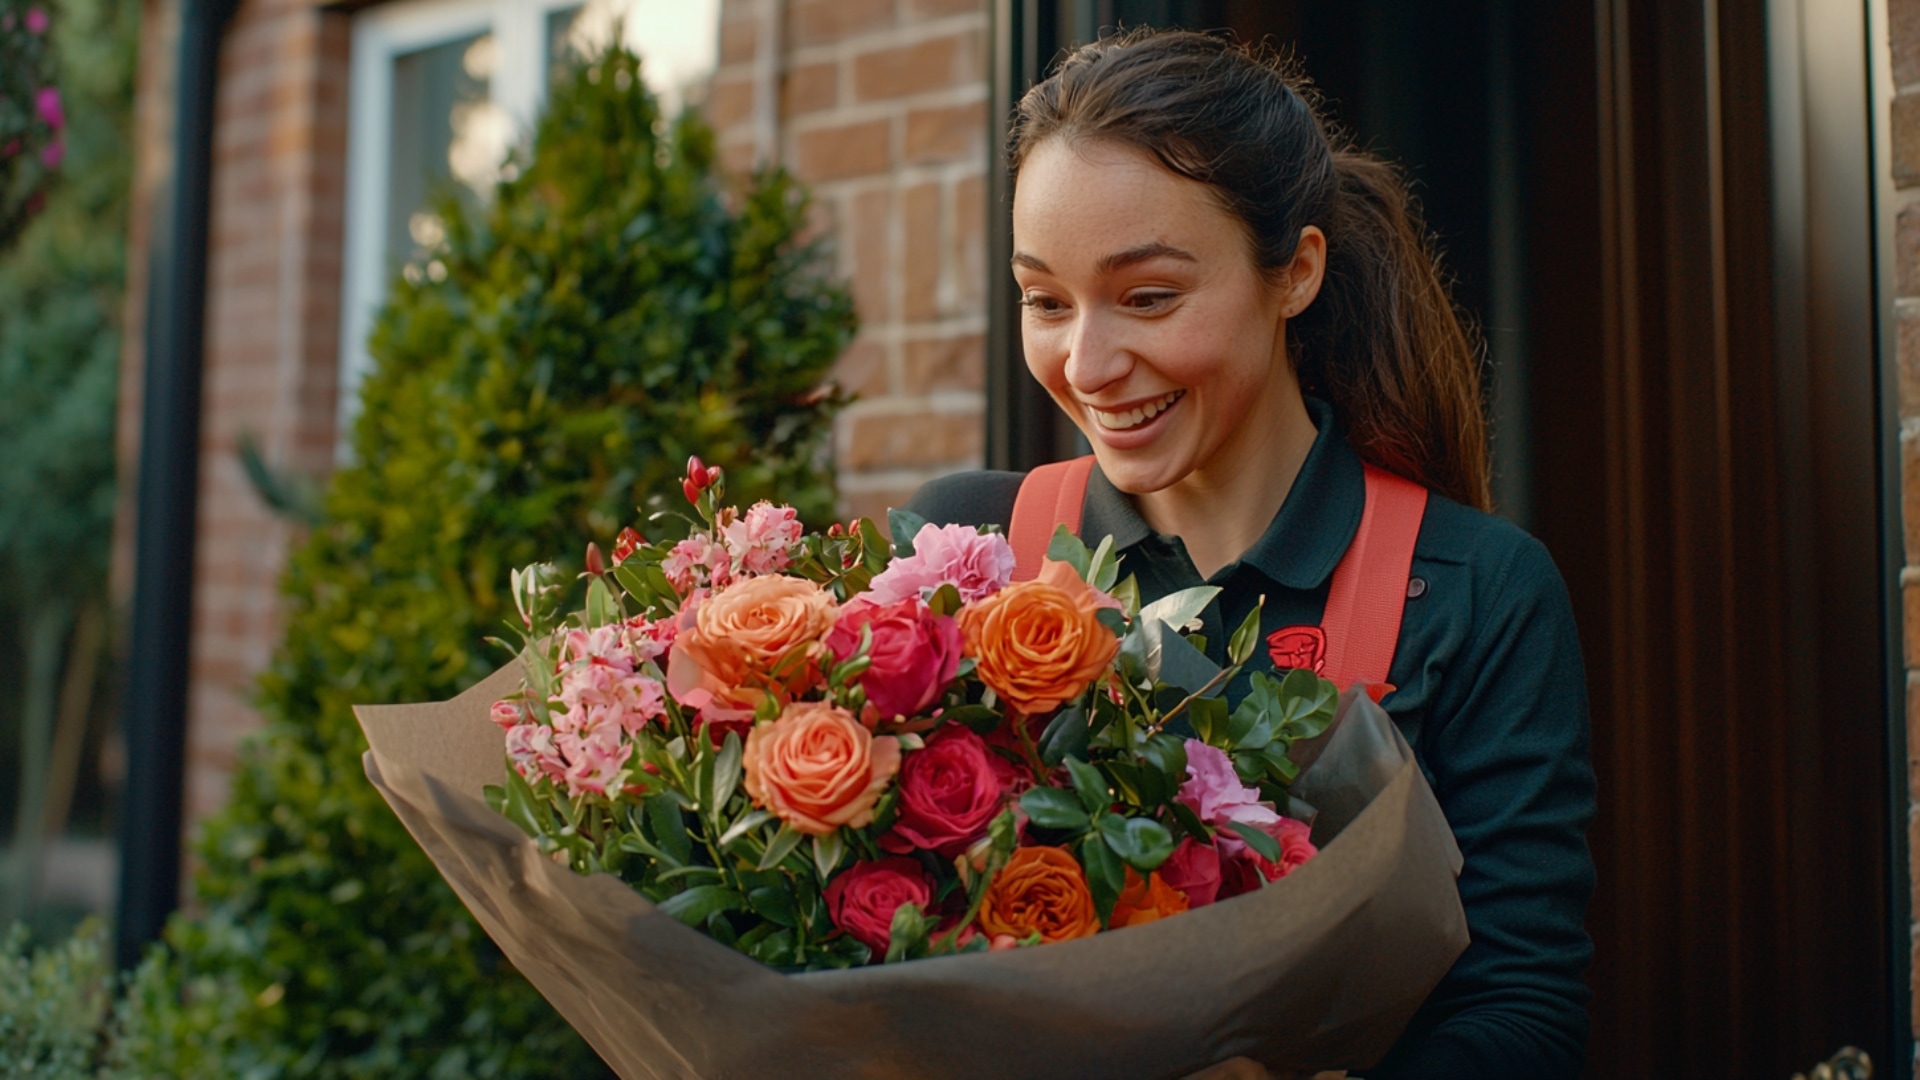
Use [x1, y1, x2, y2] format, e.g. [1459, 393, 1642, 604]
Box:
[1020, 293, 1067, 316]
[1123, 291, 1177, 312]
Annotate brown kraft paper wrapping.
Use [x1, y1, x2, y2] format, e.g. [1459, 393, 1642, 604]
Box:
[356, 663, 1468, 1079]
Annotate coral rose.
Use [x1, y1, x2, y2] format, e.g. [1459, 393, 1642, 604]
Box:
[879, 724, 1007, 857]
[959, 560, 1120, 715]
[823, 857, 933, 956]
[667, 575, 837, 731]
[1109, 868, 1191, 928]
[742, 701, 901, 836]
[979, 846, 1100, 943]
[823, 595, 963, 723]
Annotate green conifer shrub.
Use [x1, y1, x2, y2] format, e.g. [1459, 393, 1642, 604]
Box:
[157, 42, 855, 1076]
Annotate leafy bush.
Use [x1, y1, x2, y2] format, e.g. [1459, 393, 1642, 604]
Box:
[0, 921, 242, 1078]
[157, 41, 855, 1077]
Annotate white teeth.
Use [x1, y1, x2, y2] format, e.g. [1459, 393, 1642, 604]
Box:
[1090, 391, 1183, 430]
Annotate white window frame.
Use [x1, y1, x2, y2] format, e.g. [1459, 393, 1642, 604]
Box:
[338, 0, 581, 444]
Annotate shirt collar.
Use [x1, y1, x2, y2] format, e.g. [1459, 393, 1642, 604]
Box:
[1079, 396, 1364, 590]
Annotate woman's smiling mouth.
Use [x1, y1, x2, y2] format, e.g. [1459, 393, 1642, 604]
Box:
[1087, 389, 1186, 431]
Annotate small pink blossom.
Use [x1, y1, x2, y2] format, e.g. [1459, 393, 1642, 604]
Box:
[866, 523, 1015, 606]
[1178, 739, 1281, 853]
[721, 501, 802, 577]
[505, 722, 564, 783]
[39, 140, 61, 169]
[554, 725, 630, 795]
[552, 626, 666, 737]
[622, 613, 677, 664]
[661, 534, 715, 594]
[35, 87, 62, 131]
[491, 698, 528, 731]
[25, 7, 49, 33]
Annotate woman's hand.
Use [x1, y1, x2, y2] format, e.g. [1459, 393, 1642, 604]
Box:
[1181, 1059, 1347, 1080]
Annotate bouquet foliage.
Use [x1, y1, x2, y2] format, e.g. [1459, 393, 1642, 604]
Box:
[492, 460, 1338, 968]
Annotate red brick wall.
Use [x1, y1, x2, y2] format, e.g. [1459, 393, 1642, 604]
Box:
[117, 0, 349, 834]
[1897, 0, 1920, 1064]
[708, 0, 990, 524]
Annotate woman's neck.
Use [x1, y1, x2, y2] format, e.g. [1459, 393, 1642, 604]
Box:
[1132, 392, 1319, 580]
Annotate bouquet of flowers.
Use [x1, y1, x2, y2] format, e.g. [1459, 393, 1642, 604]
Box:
[356, 457, 1468, 1079]
[483, 459, 1336, 972]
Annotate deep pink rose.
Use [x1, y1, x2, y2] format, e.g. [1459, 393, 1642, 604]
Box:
[880, 724, 1006, 857]
[1244, 816, 1317, 881]
[866, 523, 1015, 605]
[823, 856, 933, 956]
[35, 87, 62, 131]
[825, 595, 962, 722]
[1158, 838, 1223, 908]
[1217, 850, 1265, 900]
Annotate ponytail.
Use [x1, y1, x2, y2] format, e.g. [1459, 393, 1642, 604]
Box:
[1009, 29, 1492, 511]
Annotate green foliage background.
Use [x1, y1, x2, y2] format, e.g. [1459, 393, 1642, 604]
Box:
[154, 44, 856, 1076]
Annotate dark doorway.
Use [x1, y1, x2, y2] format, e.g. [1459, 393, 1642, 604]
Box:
[985, 1, 1902, 1075]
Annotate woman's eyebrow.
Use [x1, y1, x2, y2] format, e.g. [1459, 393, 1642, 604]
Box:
[1010, 243, 1198, 275]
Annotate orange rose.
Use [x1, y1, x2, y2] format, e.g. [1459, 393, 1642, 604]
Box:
[1109, 867, 1191, 928]
[978, 846, 1100, 943]
[675, 576, 833, 691]
[959, 560, 1120, 715]
[743, 701, 901, 836]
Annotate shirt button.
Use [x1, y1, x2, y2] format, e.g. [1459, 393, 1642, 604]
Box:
[1406, 576, 1428, 600]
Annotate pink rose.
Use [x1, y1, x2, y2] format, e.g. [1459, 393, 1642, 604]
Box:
[1158, 838, 1222, 908]
[823, 856, 933, 956]
[743, 701, 901, 835]
[1242, 816, 1317, 881]
[824, 595, 962, 723]
[867, 523, 1015, 606]
[1178, 739, 1281, 852]
[491, 698, 528, 731]
[879, 724, 1006, 858]
[1217, 850, 1265, 900]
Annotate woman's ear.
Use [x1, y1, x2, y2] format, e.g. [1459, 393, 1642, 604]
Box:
[1277, 225, 1327, 318]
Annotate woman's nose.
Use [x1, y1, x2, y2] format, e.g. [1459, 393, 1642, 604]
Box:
[1063, 312, 1132, 396]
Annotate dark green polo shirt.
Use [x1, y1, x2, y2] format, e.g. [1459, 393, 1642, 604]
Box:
[906, 397, 1596, 1078]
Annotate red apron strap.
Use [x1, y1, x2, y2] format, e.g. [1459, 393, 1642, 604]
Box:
[1008, 455, 1095, 581]
[1320, 464, 1429, 690]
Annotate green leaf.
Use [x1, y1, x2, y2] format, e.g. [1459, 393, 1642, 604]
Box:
[1188, 696, 1229, 745]
[1098, 814, 1176, 872]
[1232, 749, 1265, 783]
[1168, 800, 1211, 843]
[1103, 758, 1145, 804]
[1157, 626, 1224, 699]
[1094, 607, 1128, 636]
[1064, 756, 1110, 814]
[483, 784, 506, 816]
[812, 831, 847, 879]
[585, 574, 619, 626]
[888, 507, 929, 556]
[940, 704, 1001, 733]
[499, 761, 548, 839]
[658, 885, 744, 926]
[858, 517, 893, 572]
[710, 731, 744, 812]
[705, 908, 739, 948]
[926, 582, 963, 617]
[1079, 834, 1125, 924]
[758, 822, 806, 872]
[1138, 585, 1221, 634]
[646, 793, 692, 866]
[655, 865, 725, 885]
[1139, 734, 1189, 795]
[1226, 600, 1264, 667]
[612, 562, 657, 607]
[1038, 703, 1091, 767]
[1085, 533, 1119, 592]
[1275, 668, 1339, 742]
[718, 808, 774, 847]
[1223, 820, 1282, 864]
[1111, 574, 1142, 619]
[1020, 787, 1092, 831]
[1046, 525, 1092, 579]
[748, 884, 798, 927]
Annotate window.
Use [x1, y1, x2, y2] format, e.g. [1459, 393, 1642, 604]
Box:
[338, 0, 721, 438]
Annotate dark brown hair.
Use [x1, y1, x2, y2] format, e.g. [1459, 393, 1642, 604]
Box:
[1009, 28, 1492, 511]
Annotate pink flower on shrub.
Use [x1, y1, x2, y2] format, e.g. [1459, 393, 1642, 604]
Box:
[554, 725, 631, 795]
[823, 856, 933, 955]
[39, 140, 62, 169]
[505, 722, 564, 784]
[1178, 739, 1281, 853]
[622, 613, 677, 664]
[866, 523, 1014, 606]
[26, 7, 48, 33]
[35, 87, 62, 131]
[823, 594, 961, 723]
[721, 501, 802, 577]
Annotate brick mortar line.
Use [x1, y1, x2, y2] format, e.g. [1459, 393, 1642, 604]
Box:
[840, 392, 986, 418]
[787, 12, 989, 68]
[781, 86, 993, 132]
[806, 160, 989, 203]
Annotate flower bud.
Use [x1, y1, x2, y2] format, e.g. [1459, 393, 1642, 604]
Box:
[584, 542, 605, 577]
[612, 527, 643, 565]
[683, 478, 702, 505]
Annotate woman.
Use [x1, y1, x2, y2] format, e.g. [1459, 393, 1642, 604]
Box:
[906, 29, 1595, 1079]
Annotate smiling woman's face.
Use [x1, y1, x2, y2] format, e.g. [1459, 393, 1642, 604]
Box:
[1012, 137, 1315, 497]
